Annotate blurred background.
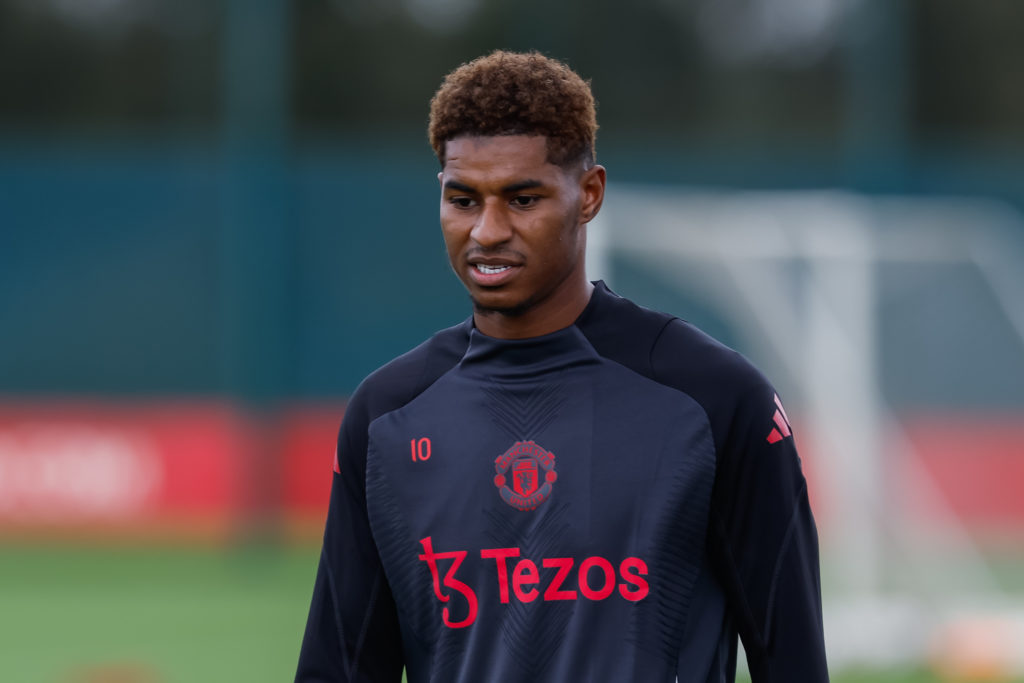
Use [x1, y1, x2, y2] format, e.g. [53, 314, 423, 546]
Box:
[1, 0, 1022, 681]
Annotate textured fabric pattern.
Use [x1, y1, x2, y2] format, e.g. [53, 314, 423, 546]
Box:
[295, 282, 828, 682]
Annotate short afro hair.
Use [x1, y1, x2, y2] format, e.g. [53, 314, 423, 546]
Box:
[428, 50, 597, 169]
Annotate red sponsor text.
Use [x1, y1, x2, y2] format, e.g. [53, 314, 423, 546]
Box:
[419, 537, 649, 628]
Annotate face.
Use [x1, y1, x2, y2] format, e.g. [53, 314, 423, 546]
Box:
[439, 135, 605, 338]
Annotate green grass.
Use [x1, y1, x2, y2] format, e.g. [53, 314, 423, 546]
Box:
[0, 544, 1018, 682]
[0, 543, 319, 683]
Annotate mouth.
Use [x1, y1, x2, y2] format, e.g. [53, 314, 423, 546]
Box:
[467, 261, 522, 286]
[474, 264, 512, 275]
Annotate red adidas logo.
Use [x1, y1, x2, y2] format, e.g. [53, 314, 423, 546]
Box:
[766, 394, 792, 444]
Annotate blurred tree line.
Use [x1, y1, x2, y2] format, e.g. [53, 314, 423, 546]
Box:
[1, 0, 1022, 399]
[0, 0, 1021, 154]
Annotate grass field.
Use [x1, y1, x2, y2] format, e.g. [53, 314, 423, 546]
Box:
[0, 543, 1016, 683]
[0, 543, 317, 683]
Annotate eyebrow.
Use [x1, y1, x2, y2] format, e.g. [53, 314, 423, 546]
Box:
[501, 179, 544, 194]
[443, 180, 476, 194]
[442, 179, 546, 194]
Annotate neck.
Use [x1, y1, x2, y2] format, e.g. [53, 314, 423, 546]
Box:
[473, 279, 594, 340]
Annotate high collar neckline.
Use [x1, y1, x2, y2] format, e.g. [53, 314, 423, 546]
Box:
[459, 284, 610, 377]
[460, 325, 600, 377]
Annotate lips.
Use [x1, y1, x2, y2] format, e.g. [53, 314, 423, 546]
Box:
[467, 260, 522, 286]
[475, 263, 511, 275]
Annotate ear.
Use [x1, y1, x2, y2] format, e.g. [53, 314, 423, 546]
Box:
[578, 165, 606, 225]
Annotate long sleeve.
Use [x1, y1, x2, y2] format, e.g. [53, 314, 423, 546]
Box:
[295, 388, 404, 682]
[583, 289, 830, 682]
[707, 380, 829, 682]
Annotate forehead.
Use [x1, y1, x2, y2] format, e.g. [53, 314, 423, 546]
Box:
[442, 135, 561, 183]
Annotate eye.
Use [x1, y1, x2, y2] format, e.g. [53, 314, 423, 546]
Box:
[511, 195, 538, 208]
[448, 196, 476, 208]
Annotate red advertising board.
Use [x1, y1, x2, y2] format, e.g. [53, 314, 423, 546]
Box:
[0, 400, 1021, 543]
[0, 400, 252, 540]
[280, 404, 344, 537]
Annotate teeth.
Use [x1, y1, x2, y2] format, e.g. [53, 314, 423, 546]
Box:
[475, 264, 511, 274]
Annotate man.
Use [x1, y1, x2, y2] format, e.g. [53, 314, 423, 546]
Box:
[296, 50, 828, 682]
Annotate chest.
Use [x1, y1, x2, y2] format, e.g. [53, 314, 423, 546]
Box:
[366, 367, 716, 564]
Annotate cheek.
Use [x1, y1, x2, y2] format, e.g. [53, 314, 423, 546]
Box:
[533, 227, 577, 272]
[440, 225, 475, 276]
[439, 215, 465, 252]
[547, 215, 582, 252]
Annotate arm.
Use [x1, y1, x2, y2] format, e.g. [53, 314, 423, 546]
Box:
[707, 380, 829, 682]
[296, 390, 404, 682]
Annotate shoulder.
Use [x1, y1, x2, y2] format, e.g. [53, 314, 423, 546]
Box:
[651, 317, 769, 404]
[579, 283, 774, 436]
[346, 319, 471, 428]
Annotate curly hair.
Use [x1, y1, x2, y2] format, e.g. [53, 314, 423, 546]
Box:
[428, 50, 597, 168]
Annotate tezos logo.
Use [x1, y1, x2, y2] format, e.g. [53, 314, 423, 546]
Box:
[493, 440, 556, 511]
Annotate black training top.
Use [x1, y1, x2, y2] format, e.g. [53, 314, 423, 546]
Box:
[296, 281, 828, 682]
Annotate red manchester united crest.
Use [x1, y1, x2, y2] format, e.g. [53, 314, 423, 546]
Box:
[493, 440, 557, 510]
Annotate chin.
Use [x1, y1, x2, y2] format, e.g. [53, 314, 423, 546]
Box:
[469, 291, 532, 317]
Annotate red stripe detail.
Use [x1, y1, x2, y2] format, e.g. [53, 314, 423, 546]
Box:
[773, 410, 792, 438]
[774, 394, 791, 427]
[767, 428, 782, 444]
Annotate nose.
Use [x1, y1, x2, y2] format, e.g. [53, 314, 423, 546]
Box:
[470, 199, 513, 248]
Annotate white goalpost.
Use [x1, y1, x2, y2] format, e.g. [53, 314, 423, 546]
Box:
[588, 185, 1024, 674]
